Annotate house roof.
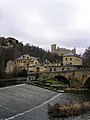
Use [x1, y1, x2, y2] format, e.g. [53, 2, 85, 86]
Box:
[30, 56, 38, 61]
[16, 54, 30, 60]
[7, 60, 14, 64]
[59, 48, 70, 51]
[63, 53, 82, 59]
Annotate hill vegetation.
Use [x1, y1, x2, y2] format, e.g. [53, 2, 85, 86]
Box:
[0, 36, 90, 74]
[0, 37, 62, 72]
[83, 46, 90, 66]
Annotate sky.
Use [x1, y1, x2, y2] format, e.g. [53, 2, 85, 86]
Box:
[0, 0, 90, 54]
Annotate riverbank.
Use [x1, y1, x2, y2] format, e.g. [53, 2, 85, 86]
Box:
[0, 84, 89, 120]
[64, 87, 88, 92]
[48, 101, 90, 118]
[0, 77, 27, 87]
[27, 82, 64, 93]
[27, 80, 88, 93]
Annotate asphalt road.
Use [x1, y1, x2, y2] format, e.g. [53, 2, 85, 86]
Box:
[0, 84, 58, 120]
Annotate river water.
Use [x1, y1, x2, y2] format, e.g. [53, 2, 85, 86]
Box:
[12, 90, 90, 120]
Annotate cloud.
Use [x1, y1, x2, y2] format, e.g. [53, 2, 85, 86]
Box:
[0, 0, 90, 54]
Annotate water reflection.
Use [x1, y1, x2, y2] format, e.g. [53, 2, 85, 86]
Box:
[49, 112, 90, 120]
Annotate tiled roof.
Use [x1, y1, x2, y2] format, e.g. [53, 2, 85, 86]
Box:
[63, 53, 82, 59]
[16, 54, 30, 60]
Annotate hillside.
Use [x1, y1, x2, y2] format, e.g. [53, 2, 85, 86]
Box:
[0, 37, 62, 72]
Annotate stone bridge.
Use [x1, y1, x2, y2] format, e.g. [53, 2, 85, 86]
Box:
[38, 70, 90, 88]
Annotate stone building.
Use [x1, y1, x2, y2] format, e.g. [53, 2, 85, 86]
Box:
[51, 44, 76, 56]
[63, 53, 82, 66]
[5, 60, 15, 73]
[14, 54, 30, 70]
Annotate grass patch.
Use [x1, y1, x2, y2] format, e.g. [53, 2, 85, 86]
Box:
[47, 79, 64, 85]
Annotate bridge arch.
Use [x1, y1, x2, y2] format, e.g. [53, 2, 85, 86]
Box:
[83, 76, 90, 88]
[53, 75, 70, 85]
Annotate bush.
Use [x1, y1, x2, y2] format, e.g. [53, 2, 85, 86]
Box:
[48, 102, 90, 118]
[0, 72, 7, 79]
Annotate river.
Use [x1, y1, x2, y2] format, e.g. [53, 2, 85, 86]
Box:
[10, 90, 90, 120]
[0, 84, 90, 120]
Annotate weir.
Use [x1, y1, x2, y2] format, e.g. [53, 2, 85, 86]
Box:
[0, 84, 57, 120]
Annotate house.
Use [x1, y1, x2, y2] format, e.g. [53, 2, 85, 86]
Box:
[63, 53, 82, 66]
[28, 57, 42, 73]
[14, 54, 46, 73]
[28, 65, 47, 73]
[28, 57, 48, 73]
[42, 59, 52, 66]
[5, 60, 15, 73]
[29, 57, 40, 67]
[14, 54, 30, 70]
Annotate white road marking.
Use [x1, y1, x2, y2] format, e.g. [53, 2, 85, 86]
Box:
[5, 93, 62, 120]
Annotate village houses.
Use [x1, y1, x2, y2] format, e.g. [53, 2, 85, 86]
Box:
[5, 54, 52, 74]
[5, 44, 83, 74]
[6, 54, 83, 74]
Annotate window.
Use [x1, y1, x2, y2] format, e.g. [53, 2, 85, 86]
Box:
[54, 68, 56, 71]
[50, 68, 52, 72]
[67, 68, 70, 71]
[61, 63, 63, 66]
[36, 67, 40, 72]
[45, 66, 47, 68]
[70, 62, 72, 65]
[27, 57, 29, 59]
[62, 68, 64, 71]
[23, 61, 26, 63]
[70, 58, 72, 61]
[66, 58, 67, 61]
[23, 56, 25, 59]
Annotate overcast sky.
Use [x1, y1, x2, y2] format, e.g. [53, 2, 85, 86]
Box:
[0, 0, 90, 54]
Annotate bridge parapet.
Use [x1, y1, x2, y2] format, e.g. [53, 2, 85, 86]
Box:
[28, 69, 90, 87]
[42, 70, 90, 87]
